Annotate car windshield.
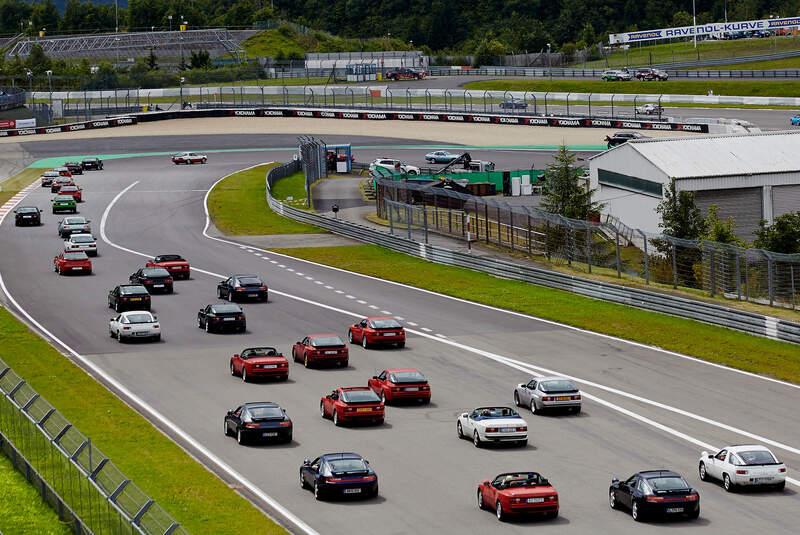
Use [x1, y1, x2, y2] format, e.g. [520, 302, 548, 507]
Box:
[126, 313, 154, 324]
[71, 235, 94, 243]
[211, 304, 241, 313]
[310, 336, 344, 347]
[498, 473, 546, 489]
[738, 450, 778, 465]
[237, 277, 262, 285]
[475, 407, 519, 419]
[157, 255, 183, 262]
[646, 476, 690, 491]
[328, 459, 368, 474]
[389, 371, 426, 383]
[63, 252, 88, 260]
[119, 285, 147, 295]
[60, 186, 77, 191]
[142, 268, 170, 277]
[244, 348, 278, 357]
[368, 319, 402, 329]
[64, 218, 85, 224]
[539, 380, 577, 393]
[246, 406, 284, 420]
[340, 389, 380, 403]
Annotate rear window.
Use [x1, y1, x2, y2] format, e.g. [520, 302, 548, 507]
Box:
[539, 380, 577, 393]
[17, 207, 37, 213]
[126, 313, 154, 324]
[55, 196, 74, 202]
[211, 304, 242, 313]
[120, 285, 148, 295]
[246, 406, 284, 420]
[71, 235, 94, 243]
[237, 277, 262, 285]
[64, 218, 85, 224]
[63, 252, 88, 260]
[142, 268, 170, 277]
[369, 319, 402, 329]
[310, 336, 344, 347]
[646, 476, 690, 491]
[327, 459, 368, 474]
[341, 389, 380, 403]
[60, 186, 78, 191]
[737, 450, 778, 465]
[156, 255, 183, 262]
[389, 371, 426, 383]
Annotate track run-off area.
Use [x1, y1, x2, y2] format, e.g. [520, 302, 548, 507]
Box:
[0, 125, 798, 534]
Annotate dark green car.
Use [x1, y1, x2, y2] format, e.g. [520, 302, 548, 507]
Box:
[52, 195, 77, 214]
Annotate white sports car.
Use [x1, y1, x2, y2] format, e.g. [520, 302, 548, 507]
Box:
[457, 406, 528, 448]
[699, 445, 786, 491]
[109, 311, 161, 343]
[64, 233, 97, 256]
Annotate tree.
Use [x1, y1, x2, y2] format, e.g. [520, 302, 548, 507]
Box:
[189, 50, 210, 70]
[541, 145, 603, 220]
[700, 204, 744, 246]
[754, 212, 800, 254]
[672, 11, 692, 27]
[24, 44, 51, 74]
[656, 178, 705, 240]
[147, 49, 158, 70]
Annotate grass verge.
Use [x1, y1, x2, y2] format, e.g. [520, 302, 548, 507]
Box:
[0, 306, 286, 534]
[207, 164, 320, 235]
[0, 452, 73, 535]
[269, 245, 800, 383]
[0, 168, 41, 205]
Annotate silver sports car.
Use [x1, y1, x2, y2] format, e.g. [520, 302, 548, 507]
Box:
[109, 311, 161, 342]
[514, 376, 581, 414]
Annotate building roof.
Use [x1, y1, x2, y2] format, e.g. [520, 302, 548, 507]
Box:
[592, 131, 800, 179]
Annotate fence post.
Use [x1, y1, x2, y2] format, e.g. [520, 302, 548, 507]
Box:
[672, 241, 678, 289]
[388, 202, 394, 234]
[615, 228, 621, 278]
[735, 252, 741, 300]
[496, 206, 501, 246]
[509, 209, 514, 251]
[423, 207, 428, 244]
[586, 228, 592, 273]
[484, 203, 489, 243]
[767, 257, 774, 306]
[638, 230, 649, 284]
[791, 265, 796, 310]
[527, 212, 532, 254]
[709, 249, 716, 297]
[406, 206, 412, 239]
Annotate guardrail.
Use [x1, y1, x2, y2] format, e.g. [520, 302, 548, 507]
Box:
[0, 358, 188, 535]
[265, 162, 800, 345]
[428, 64, 800, 78]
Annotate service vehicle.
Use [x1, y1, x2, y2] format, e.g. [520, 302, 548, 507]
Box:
[13, 206, 41, 226]
[57, 216, 90, 237]
[425, 150, 460, 163]
[292, 334, 349, 368]
[63, 161, 83, 175]
[40, 170, 60, 187]
[52, 196, 77, 214]
[108, 284, 151, 312]
[456, 406, 528, 447]
[605, 131, 650, 148]
[635, 103, 663, 115]
[64, 233, 97, 256]
[54, 167, 72, 177]
[385, 68, 426, 80]
[53, 251, 91, 275]
[57, 184, 83, 202]
[146, 254, 190, 279]
[51, 176, 74, 193]
[81, 157, 103, 170]
[224, 402, 292, 444]
[514, 376, 581, 414]
[348, 316, 405, 348]
[129, 267, 174, 293]
[230, 347, 289, 382]
[699, 445, 786, 491]
[197, 303, 246, 333]
[499, 99, 528, 109]
[320, 387, 384, 426]
[369, 158, 420, 176]
[108, 311, 161, 342]
[217, 274, 268, 302]
[477, 472, 559, 521]
[300, 453, 378, 500]
[171, 152, 207, 164]
[791, 114, 800, 126]
[634, 67, 669, 81]
[609, 470, 700, 522]
[601, 69, 632, 81]
[368, 368, 430, 403]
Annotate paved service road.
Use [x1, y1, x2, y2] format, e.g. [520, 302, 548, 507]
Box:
[1, 137, 798, 534]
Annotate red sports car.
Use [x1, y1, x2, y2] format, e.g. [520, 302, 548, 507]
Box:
[146, 254, 191, 280]
[230, 347, 289, 382]
[58, 184, 83, 202]
[348, 316, 405, 348]
[172, 152, 207, 165]
[54, 251, 92, 275]
[292, 334, 349, 368]
[320, 387, 384, 426]
[478, 472, 559, 521]
[368, 368, 430, 403]
[54, 167, 73, 177]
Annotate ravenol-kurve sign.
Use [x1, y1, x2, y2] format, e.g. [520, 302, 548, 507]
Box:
[609, 16, 800, 44]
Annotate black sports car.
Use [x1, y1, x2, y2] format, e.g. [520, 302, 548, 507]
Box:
[108, 284, 151, 312]
[300, 453, 378, 500]
[63, 161, 83, 175]
[198, 303, 246, 333]
[129, 267, 174, 293]
[217, 274, 268, 302]
[224, 402, 292, 444]
[81, 157, 103, 170]
[605, 131, 651, 148]
[14, 206, 42, 226]
[609, 470, 700, 522]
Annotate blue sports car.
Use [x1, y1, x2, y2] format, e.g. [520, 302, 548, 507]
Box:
[300, 452, 378, 500]
[791, 115, 800, 126]
[424, 150, 460, 163]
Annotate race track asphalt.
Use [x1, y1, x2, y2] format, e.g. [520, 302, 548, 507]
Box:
[0, 135, 798, 535]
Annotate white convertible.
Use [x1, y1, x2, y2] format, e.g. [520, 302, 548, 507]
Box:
[64, 233, 97, 256]
[699, 445, 786, 491]
[456, 406, 528, 448]
[109, 311, 161, 343]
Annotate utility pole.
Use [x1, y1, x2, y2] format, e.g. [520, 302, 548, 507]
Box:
[547, 43, 552, 81]
[115, 0, 118, 33]
[692, 0, 697, 48]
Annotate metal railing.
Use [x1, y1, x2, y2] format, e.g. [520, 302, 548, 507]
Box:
[427, 65, 800, 79]
[264, 162, 800, 344]
[0, 359, 188, 535]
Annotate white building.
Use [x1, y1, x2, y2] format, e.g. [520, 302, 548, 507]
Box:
[588, 131, 800, 241]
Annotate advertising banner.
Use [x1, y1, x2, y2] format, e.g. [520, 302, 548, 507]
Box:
[609, 16, 800, 44]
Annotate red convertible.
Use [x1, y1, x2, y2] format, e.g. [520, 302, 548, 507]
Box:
[172, 152, 207, 165]
[292, 334, 348, 368]
[478, 472, 559, 521]
[57, 184, 83, 202]
[320, 387, 384, 426]
[54, 251, 92, 275]
[348, 316, 405, 348]
[230, 347, 289, 382]
[368, 368, 430, 403]
[146, 254, 191, 280]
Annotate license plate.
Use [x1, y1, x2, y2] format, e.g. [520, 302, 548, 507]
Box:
[23, 215, 31, 218]
[264, 364, 277, 369]
[526, 497, 544, 503]
[404, 387, 419, 391]
[754, 477, 771, 482]
[135, 332, 149, 336]
[557, 396, 571, 401]
[343, 488, 361, 494]
[154, 284, 164, 288]
[357, 408, 371, 412]
[383, 332, 395, 336]
[666, 507, 684, 513]
[130, 298, 141, 301]
[501, 427, 514, 433]
[223, 317, 235, 321]
[248, 293, 257, 297]
[324, 350, 338, 355]
[72, 267, 83, 270]
[262, 432, 277, 437]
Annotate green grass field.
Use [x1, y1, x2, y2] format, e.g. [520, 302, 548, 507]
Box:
[0, 168, 41, 205]
[0, 452, 73, 535]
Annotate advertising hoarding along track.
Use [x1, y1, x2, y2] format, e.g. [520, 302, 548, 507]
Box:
[609, 16, 800, 44]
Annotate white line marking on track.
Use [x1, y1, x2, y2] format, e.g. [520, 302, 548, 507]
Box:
[324, 285, 333, 289]
[368, 305, 378, 309]
[254, 253, 261, 256]
[394, 316, 404, 320]
[270, 260, 278, 264]
[357, 299, 367, 304]
[277, 264, 285, 268]
[286, 268, 294, 272]
[314, 281, 323, 285]
[335, 290, 344, 294]
[345, 295, 355, 299]
[296, 272, 303, 276]
[421, 327, 433, 332]
[305, 276, 313, 280]
[407, 321, 418, 326]
[435, 334, 447, 338]
[381, 310, 392, 315]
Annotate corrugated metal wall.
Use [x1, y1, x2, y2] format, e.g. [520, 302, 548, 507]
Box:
[772, 184, 800, 218]
[695, 187, 762, 242]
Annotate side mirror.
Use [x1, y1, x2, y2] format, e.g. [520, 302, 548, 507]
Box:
[86, 219, 91, 223]
[481, 479, 490, 486]
[461, 412, 468, 418]
[234, 354, 239, 358]
[110, 317, 115, 321]
[372, 376, 378, 379]
[303, 458, 311, 466]
[611, 477, 619, 485]
[153, 316, 158, 321]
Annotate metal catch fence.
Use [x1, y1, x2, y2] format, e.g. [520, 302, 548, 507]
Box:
[0, 359, 188, 535]
[297, 136, 327, 207]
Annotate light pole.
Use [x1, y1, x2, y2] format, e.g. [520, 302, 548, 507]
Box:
[180, 77, 185, 109]
[114, 37, 120, 67]
[115, 0, 118, 33]
[46, 69, 52, 92]
[168, 15, 173, 32]
[547, 43, 552, 81]
[692, 0, 697, 48]
[25, 69, 33, 93]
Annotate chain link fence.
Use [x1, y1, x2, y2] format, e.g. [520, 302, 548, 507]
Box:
[0, 359, 188, 535]
[376, 179, 800, 309]
[297, 136, 327, 208]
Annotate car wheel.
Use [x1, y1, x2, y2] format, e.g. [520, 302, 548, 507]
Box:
[531, 398, 540, 414]
[237, 429, 245, 445]
[698, 462, 708, 481]
[514, 391, 520, 406]
[380, 390, 386, 403]
[609, 490, 619, 509]
[154, 334, 161, 342]
[687, 507, 700, 519]
[291, 348, 296, 362]
[202, 158, 207, 164]
[632, 500, 644, 522]
[333, 410, 341, 426]
[216, 287, 222, 298]
[457, 421, 464, 439]
[304, 355, 309, 368]
[300, 472, 307, 489]
[774, 480, 785, 491]
[723, 473, 734, 492]
[117, 331, 123, 343]
[473, 431, 482, 448]
[109, 327, 114, 338]
[496, 501, 505, 521]
[428, 158, 435, 163]
[230, 361, 236, 376]
[227, 291, 233, 302]
[205, 322, 211, 333]
[477, 489, 485, 509]
[397, 341, 404, 348]
[223, 420, 230, 437]
[546, 510, 558, 519]
[241, 367, 248, 383]
[573, 406, 581, 414]
[197, 317, 202, 329]
[348, 330, 354, 343]
[114, 301, 121, 313]
[362, 336, 369, 349]
[314, 481, 322, 501]
[517, 438, 527, 447]
[320, 402, 326, 419]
